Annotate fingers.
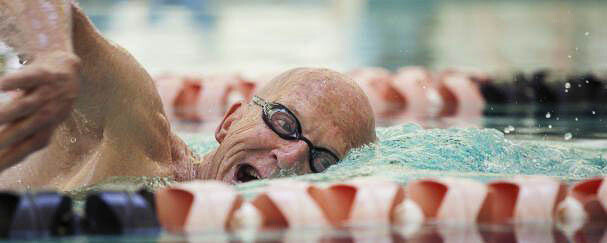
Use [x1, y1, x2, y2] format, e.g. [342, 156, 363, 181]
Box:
[0, 101, 68, 150]
[0, 127, 53, 171]
[0, 87, 49, 124]
[0, 66, 49, 91]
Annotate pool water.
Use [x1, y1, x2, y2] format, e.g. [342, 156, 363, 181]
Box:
[43, 103, 603, 242]
[2, 0, 607, 241]
[179, 115, 606, 197]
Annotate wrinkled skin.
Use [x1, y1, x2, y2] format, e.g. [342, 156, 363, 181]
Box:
[196, 68, 377, 183]
[0, 1, 376, 190]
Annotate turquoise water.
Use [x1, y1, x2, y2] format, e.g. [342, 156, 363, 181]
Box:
[181, 121, 607, 197]
[57, 121, 607, 242]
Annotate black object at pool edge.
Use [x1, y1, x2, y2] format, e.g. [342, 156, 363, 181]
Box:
[83, 189, 159, 235]
[0, 191, 79, 239]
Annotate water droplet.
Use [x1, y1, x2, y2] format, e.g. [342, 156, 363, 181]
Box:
[586, 80, 590, 84]
[564, 133, 573, 140]
[565, 82, 571, 89]
[575, 117, 579, 121]
[567, 55, 572, 59]
[575, 47, 579, 51]
[585, 32, 590, 36]
[565, 89, 569, 93]
[70, 137, 77, 143]
[556, 117, 560, 121]
[592, 110, 596, 115]
[548, 124, 552, 129]
[503, 125, 515, 134]
[545, 112, 551, 118]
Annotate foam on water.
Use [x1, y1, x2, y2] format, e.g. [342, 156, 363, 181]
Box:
[232, 123, 607, 193]
[75, 123, 606, 197]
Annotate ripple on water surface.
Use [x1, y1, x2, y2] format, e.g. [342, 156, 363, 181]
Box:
[234, 123, 607, 194]
[74, 123, 607, 198]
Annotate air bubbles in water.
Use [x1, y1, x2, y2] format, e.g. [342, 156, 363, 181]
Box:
[503, 125, 515, 134]
[564, 133, 573, 140]
[545, 112, 551, 119]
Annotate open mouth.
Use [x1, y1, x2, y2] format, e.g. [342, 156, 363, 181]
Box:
[235, 164, 262, 183]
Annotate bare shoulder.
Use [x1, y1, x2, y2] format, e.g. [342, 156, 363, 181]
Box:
[0, 2, 186, 190]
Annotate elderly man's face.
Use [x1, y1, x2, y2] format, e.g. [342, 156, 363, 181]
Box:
[199, 68, 376, 183]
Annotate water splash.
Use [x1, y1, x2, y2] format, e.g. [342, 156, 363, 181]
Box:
[237, 123, 606, 191]
[71, 123, 607, 197]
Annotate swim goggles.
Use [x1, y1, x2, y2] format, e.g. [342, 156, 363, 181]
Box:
[252, 96, 340, 173]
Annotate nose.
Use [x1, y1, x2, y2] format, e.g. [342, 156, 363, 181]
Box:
[271, 140, 310, 171]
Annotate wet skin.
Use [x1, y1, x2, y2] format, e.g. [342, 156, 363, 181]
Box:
[0, 1, 376, 190]
[197, 68, 377, 183]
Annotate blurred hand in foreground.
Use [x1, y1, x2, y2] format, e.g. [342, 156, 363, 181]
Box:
[0, 51, 80, 170]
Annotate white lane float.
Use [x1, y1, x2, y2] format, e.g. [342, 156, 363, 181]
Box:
[406, 177, 487, 223]
[247, 181, 332, 229]
[478, 176, 567, 224]
[392, 66, 438, 119]
[558, 177, 607, 223]
[152, 176, 607, 237]
[321, 178, 406, 226]
[435, 70, 485, 118]
[155, 180, 243, 233]
[347, 67, 406, 118]
[155, 67, 490, 126]
[154, 73, 260, 123]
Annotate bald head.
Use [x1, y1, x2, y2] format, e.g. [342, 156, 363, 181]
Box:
[257, 68, 377, 151]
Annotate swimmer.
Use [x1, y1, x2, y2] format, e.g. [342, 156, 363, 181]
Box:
[0, 1, 376, 190]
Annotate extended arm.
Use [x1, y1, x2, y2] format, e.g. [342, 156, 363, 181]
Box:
[0, 1, 181, 188]
[0, 0, 79, 171]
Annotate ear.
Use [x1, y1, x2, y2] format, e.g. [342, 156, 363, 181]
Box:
[215, 101, 244, 143]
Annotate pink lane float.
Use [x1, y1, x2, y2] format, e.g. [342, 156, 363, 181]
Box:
[154, 67, 487, 125]
[478, 176, 567, 223]
[347, 67, 486, 126]
[558, 177, 607, 224]
[154, 73, 259, 123]
[155, 181, 243, 233]
[153, 177, 607, 236]
[407, 177, 487, 223]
